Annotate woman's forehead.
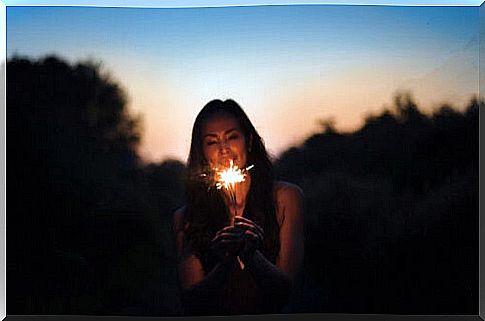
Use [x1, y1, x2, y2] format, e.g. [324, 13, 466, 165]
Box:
[201, 113, 242, 135]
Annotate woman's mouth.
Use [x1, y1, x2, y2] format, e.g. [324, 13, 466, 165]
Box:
[219, 156, 237, 167]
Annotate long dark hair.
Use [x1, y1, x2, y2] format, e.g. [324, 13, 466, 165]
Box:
[184, 99, 279, 270]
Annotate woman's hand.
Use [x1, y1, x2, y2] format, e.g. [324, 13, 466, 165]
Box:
[234, 216, 265, 263]
[210, 225, 245, 267]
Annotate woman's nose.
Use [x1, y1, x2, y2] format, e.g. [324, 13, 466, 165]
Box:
[219, 140, 230, 152]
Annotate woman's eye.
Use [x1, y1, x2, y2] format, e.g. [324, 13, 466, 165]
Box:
[228, 135, 239, 140]
[206, 141, 217, 146]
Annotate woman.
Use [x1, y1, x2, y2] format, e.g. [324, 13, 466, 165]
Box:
[173, 99, 304, 315]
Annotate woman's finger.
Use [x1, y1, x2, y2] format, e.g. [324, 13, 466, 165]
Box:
[234, 216, 263, 230]
[234, 216, 255, 224]
[243, 229, 258, 240]
[234, 217, 264, 236]
[234, 221, 252, 230]
[212, 236, 239, 244]
[215, 226, 238, 238]
[216, 225, 236, 234]
[211, 231, 242, 243]
[244, 229, 263, 243]
[243, 230, 264, 249]
[211, 230, 244, 242]
[235, 221, 264, 239]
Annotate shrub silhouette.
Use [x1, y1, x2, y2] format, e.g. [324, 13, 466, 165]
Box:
[275, 93, 479, 314]
[8, 55, 183, 315]
[8, 54, 478, 315]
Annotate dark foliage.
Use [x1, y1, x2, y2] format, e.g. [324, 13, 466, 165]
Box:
[7, 55, 478, 315]
[275, 93, 479, 314]
[7, 55, 183, 315]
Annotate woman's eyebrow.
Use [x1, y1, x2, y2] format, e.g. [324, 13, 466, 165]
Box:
[224, 128, 238, 135]
[203, 128, 239, 139]
[203, 133, 218, 139]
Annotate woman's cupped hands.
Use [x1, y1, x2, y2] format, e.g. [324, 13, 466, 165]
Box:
[210, 216, 264, 267]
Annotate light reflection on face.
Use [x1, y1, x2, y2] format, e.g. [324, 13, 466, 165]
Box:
[201, 112, 248, 169]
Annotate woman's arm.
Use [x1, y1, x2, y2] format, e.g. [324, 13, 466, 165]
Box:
[179, 259, 236, 315]
[240, 182, 305, 309]
[173, 208, 237, 315]
[274, 182, 305, 279]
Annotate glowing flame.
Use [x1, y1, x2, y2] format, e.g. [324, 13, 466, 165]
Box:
[215, 160, 253, 191]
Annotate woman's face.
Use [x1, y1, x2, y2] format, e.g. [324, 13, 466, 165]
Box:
[201, 112, 248, 169]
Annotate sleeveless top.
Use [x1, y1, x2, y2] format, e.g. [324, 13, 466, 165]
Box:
[190, 209, 280, 315]
[200, 246, 276, 315]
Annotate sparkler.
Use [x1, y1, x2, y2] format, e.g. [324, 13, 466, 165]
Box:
[211, 160, 254, 270]
[214, 160, 254, 220]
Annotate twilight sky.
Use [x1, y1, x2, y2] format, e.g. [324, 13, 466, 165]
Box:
[7, 5, 479, 163]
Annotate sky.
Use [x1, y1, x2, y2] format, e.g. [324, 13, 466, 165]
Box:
[6, 4, 480, 164]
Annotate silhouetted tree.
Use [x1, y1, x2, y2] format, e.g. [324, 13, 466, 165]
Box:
[275, 93, 479, 314]
[7, 55, 151, 314]
[8, 54, 479, 315]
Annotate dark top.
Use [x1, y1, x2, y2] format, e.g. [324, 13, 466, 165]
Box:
[199, 249, 273, 316]
[180, 204, 281, 316]
[218, 264, 267, 315]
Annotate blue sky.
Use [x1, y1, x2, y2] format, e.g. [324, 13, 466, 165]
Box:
[6, 4, 480, 163]
[7, 6, 476, 62]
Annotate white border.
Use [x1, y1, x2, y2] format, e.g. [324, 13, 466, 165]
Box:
[1, 1, 482, 321]
[1, 0, 6, 320]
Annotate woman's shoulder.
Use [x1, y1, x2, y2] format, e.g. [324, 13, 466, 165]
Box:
[274, 181, 304, 225]
[274, 181, 304, 200]
[173, 205, 188, 233]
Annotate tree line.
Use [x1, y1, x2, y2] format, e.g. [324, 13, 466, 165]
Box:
[275, 93, 478, 313]
[7, 55, 479, 315]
